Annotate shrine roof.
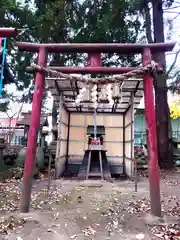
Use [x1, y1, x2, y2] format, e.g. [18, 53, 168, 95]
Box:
[47, 75, 143, 114]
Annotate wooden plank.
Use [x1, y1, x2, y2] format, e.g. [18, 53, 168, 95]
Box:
[69, 124, 123, 129]
[84, 114, 87, 150]
[104, 142, 123, 156]
[65, 112, 71, 167]
[125, 142, 131, 158]
[61, 106, 68, 124]
[125, 125, 131, 141]
[68, 112, 125, 159]
[123, 114, 125, 174]
[71, 114, 85, 125]
[130, 93, 135, 179]
[105, 128, 123, 142]
[47, 153, 52, 194]
[124, 157, 132, 177]
[56, 93, 63, 159]
[104, 115, 123, 127]
[69, 127, 85, 140]
[60, 124, 68, 139]
[125, 106, 132, 125]
[99, 151, 104, 180]
[68, 141, 84, 155]
[86, 114, 104, 125]
[60, 141, 67, 156]
[86, 151, 91, 180]
[70, 113, 124, 127]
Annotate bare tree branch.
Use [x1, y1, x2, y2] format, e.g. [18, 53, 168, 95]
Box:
[166, 49, 180, 78]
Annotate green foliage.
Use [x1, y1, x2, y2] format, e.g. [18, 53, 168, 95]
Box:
[0, 101, 9, 112]
[0, 0, 175, 110]
[33, 0, 142, 68]
[0, 89, 11, 112]
[0, 1, 36, 101]
[69, 0, 142, 66]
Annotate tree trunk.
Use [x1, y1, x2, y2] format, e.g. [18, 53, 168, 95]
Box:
[143, 0, 153, 44]
[151, 0, 173, 169]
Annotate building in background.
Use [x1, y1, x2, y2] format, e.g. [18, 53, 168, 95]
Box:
[16, 111, 49, 146]
[0, 112, 24, 145]
[0, 111, 50, 146]
[134, 109, 180, 145]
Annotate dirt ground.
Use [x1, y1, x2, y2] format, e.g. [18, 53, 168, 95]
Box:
[0, 172, 180, 239]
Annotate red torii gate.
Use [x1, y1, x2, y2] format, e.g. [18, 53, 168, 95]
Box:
[0, 28, 19, 37]
[14, 40, 175, 216]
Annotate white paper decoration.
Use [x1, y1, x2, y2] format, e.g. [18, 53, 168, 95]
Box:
[75, 86, 86, 106]
[91, 84, 98, 109]
[106, 84, 114, 106]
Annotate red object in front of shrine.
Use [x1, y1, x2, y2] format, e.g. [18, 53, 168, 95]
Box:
[91, 141, 100, 145]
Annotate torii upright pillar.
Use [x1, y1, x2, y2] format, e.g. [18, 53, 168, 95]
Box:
[143, 48, 161, 217]
[20, 47, 48, 213]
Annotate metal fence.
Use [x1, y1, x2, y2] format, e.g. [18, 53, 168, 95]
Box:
[172, 131, 180, 139]
[134, 131, 180, 146]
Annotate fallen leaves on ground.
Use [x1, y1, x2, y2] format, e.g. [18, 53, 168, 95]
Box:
[126, 197, 151, 214]
[150, 224, 180, 239]
[1, 175, 180, 239]
[83, 226, 96, 236]
[166, 179, 180, 187]
[118, 194, 180, 239]
[0, 181, 64, 212]
[0, 182, 20, 212]
[0, 216, 26, 234]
